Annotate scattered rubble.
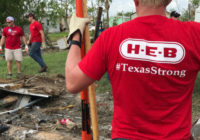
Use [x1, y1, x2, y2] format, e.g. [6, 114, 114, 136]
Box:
[0, 74, 113, 140]
[0, 74, 199, 139]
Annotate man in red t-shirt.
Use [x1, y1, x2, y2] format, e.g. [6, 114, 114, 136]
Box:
[65, 0, 200, 139]
[0, 16, 28, 78]
[26, 13, 47, 73]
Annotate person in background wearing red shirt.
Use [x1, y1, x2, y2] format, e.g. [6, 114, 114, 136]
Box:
[26, 13, 47, 73]
[0, 16, 28, 78]
[65, 0, 200, 139]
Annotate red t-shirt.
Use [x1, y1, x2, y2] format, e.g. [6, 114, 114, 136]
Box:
[2, 26, 24, 49]
[29, 21, 43, 43]
[79, 15, 200, 139]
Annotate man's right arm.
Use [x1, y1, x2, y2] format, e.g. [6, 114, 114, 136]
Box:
[65, 32, 95, 93]
[0, 36, 6, 52]
[28, 34, 31, 45]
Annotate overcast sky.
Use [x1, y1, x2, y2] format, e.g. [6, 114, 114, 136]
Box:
[109, 0, 189, 16]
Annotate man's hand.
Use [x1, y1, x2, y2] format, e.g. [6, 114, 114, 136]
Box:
[25, 45, 29, 53]
[0, 46, 2, 53]
[67, 13, 90, 43]
[42, 42, 47, 49]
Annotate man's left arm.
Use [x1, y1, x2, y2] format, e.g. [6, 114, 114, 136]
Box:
[21, 36, 27, 46]
[39, 30, 46, 48]
[65, 32, 95, 93]
[39, 30, 45, 43]
[19, 28, 28, 51]
[21, 36, 29, 52]
[65, 14, 100, 93]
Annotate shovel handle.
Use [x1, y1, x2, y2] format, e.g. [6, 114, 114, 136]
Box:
[82, 0, 99, 140]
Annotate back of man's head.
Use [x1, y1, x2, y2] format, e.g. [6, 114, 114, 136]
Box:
[139, 0, 171, 7]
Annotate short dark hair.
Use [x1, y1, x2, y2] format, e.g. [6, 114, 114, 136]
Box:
[170, 11, 180, 18]
[26, 13, 35, 19]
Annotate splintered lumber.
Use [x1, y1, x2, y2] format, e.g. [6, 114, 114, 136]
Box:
[0, 95, 18, 107]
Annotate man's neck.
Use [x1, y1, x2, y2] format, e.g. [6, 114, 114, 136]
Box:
[9, 24, 15, 28]
[136, 6, 166, 17]
[31, 19, 35, 23]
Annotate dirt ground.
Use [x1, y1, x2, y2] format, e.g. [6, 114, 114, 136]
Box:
[0, 74, 113, 140]
[0, 74, 199, 139]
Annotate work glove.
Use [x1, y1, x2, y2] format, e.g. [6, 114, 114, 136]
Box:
[25, 45, 29, 53]
[0, 46, 2, 53]
[67, 13, 90, 43]
[42, 42, 47, 49]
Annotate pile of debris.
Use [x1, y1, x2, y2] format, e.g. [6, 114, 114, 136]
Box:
[0, 74, 113, 140]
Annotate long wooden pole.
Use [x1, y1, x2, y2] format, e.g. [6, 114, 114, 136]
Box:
[75, 0, 91, 140]
[75, 0, 99, 139]
[82, 0, 100, 140]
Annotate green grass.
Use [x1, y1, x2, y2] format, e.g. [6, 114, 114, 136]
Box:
[95, 74, 111, 93]
[0, 50, 68, 78]
[48, 32, 69, 42]
[194, 72, 200, 94]
[192, 92, 200, 122]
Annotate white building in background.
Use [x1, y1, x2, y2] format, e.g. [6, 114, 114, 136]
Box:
[195, 1, 200, 22]
[195, 6, 200, 22]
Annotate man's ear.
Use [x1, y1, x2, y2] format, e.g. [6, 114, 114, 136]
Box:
[134, 0, 139, 7]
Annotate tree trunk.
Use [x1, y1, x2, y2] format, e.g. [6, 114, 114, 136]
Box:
[107, 10, 109, 27]
[105, 0, 110, 27]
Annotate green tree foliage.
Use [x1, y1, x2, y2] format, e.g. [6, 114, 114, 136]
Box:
[0, 0, 75, 29]
[192, 0, 200, 7]
[180, 10, 190, 21]
[0, 0, 26, 27]
[180, 0, 199, 21]
[112, 17, 118, 26]
[88, 1, 97, 25]
[124, 12, 133, 17]
[24, 0, 47, 21]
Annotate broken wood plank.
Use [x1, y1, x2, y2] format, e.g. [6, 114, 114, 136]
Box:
[0, 96, 18, 107]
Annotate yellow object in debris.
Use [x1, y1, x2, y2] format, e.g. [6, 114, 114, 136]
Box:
[60, 104, 74, 110]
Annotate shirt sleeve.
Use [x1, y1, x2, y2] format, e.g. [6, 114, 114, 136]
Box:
[78, 31, 108, 81]
[2, 28, 6, 37]
[36, 21, 43, 31]
[19, 27, 24, 36]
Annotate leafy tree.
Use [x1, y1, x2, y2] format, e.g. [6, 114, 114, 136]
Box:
[0, 0, 26, 27]
[192, 0, 200, 7]
[112, 17, 118, 26]
[0, 0, 75, 30]
[124, 12, 133, 18]
[88, 1, 97, 25]
[59, 0, 75, 30]
[24, 0, 48, 21]
[180, 10, 190, 21]
[117, 12, 123, 17]
[182, 0, 200, 21]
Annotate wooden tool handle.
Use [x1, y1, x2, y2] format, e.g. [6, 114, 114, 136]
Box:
[83, 0, 99, 140]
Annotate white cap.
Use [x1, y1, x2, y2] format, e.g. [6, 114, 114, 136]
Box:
[6, 16, 14, 21]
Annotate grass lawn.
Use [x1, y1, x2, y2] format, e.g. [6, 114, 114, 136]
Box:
[48, 32, 69, 42]
[0, 50, 68, 78]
